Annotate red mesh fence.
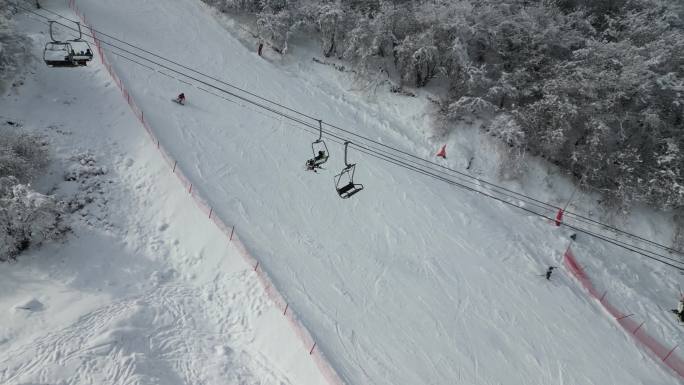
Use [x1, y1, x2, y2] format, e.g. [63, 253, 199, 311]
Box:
[67, 1, 346, 384]
[563, 247, 684, 378]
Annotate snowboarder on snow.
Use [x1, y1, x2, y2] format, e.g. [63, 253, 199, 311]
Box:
[175, 93, 186, 105]
[545, 266, 557, 280]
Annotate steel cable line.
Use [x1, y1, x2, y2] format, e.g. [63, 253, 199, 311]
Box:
[28, 5, 566, 207]
[21, 2, 683, 258]
[23, 6, 683, 266]
[18, 5, 684, 269]
[25, 7, 544, 197]
[39, 3, 684, 257]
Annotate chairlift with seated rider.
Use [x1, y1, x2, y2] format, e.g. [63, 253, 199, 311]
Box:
[305, 120, 329, 172]
[43, 20, 92, 67]
[334, 141, 364, 199]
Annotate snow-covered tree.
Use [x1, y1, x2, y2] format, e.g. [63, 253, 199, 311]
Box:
[0, 0, 31, 93]
[203, 0, 684, 211]
[0, 126, 66, 261]
[0, 177, 67, 261]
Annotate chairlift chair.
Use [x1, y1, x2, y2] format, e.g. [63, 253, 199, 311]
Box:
[43, 41, 75, 66]
[305, 120, 329, 171]
[43, 20, 92, 67]
[334, 141, 364, 199]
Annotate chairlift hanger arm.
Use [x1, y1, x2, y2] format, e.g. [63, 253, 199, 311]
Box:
[343, 141, 352, 167]
[317, 119, 323, 142]
[48, 19, 83, 42]
[48, 20, 57, 42]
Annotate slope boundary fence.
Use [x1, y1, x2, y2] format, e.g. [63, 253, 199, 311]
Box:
[563, 246, 684, 379]
[65, 1, 346, 384]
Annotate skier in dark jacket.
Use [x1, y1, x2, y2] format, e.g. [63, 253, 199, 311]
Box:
[545, 266, 557, 280]
[175, 93, 186, 105]
[672, 298, 684, 323]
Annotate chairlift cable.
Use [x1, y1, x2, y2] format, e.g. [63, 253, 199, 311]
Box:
[17, 4, 684, 267]
[20, 2, 681, 258]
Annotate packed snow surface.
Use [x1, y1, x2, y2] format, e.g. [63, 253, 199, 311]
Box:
[3, 0, 684, 384]
[0, 8, 329, 385]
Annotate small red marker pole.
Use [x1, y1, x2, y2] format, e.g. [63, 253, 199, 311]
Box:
[616, 314, 633, 321]
[663, 345, 678, 362]
[309, 342, 316, 355]
[554, 208, 564, 226]
[188, 184, 192, 194]
[633, 321, 645, 335]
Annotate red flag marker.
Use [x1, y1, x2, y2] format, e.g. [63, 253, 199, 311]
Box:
[436, 144, 447, 159]
[555, 208, 564, 226]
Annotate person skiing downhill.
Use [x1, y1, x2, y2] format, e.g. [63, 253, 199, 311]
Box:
[671, 298, 684, 324]
[175, 93, 186, 105]
[545, 266, 557, 280]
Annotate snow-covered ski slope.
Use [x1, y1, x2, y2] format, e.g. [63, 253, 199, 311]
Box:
[43, 0, 684, 383]
[0, 9, 330, 385]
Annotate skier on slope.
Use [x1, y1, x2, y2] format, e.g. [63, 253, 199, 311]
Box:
[175, 93, 186, 105]
[545, 266, 557, 280]
[672, 299, 684, 323]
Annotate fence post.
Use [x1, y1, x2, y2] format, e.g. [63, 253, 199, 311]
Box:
[309, 342, 316, 355]
[254, 261, 259, 271]
[616, 314, 634, 321]
[172, 160, 177, 173]
[663, 345, 678, 363]
[283, 303, 288, 316]
[599, 291, 607, 302]
[230, 226, 234, 241]
[208, 207, 213, 219]
[633, 321, 645, 335]
[188, 184, 192, 194]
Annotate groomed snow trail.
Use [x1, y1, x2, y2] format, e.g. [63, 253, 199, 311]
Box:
[38, 0, 684, 384]
[0, 10, 329, 385]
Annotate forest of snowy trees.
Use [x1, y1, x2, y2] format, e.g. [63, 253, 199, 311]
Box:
[204, 0, 683, 212]
[1, 2, 66, 261]
[0, 0, 29, 93]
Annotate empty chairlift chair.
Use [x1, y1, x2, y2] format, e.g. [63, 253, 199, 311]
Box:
[305, 120, 329, 172]
[334, 141, 364, 199]
[43, 41, 75, 66]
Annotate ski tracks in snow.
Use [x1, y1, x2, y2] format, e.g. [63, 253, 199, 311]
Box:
[0, 273, 286, 385]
